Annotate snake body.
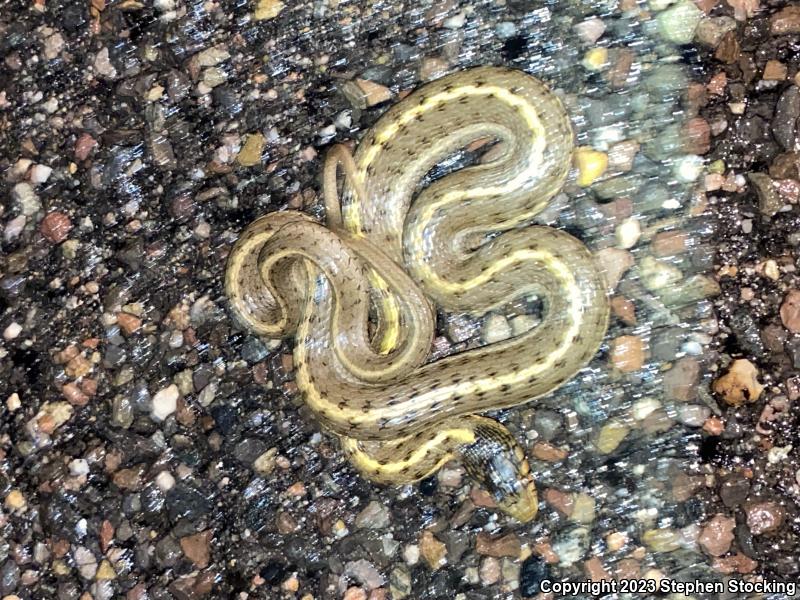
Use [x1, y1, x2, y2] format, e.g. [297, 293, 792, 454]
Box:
[225, 66, 609, 521]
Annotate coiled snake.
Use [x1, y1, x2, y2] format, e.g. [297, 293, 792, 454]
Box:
[225, 66, 609, 521]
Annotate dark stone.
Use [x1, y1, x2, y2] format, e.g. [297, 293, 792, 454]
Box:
[720, 474, 751, 508]
[210, 404, 238, 436]
[260, 560, 287, 585]
[520, 555, 548, 597]
[166, 483, 214, 523]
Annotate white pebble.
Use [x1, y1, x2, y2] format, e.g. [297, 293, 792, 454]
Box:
[4, 215, 26, 242]
[616, 217, 641, 249]
[482, 313, 512, 344]
[673, 155, 704, 183]
[30, 164, 53, 184]
[155, 470, 176, 491]
[574, 17, 606, 44]
[632, 397, 661, 420]
[151, 384, 179, 421]
[403, 544, 420, 565]
[3, 322, 22, 340]
[767, 445, 792, 464]
[6, 393, 21, 412]
[69, 458, 90, 477]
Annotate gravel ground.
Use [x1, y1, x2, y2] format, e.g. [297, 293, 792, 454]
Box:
[0, 0, 798, 599]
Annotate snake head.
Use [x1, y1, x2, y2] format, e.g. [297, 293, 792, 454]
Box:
[463, 418, 539, 522]
[485, 453, 538, 523]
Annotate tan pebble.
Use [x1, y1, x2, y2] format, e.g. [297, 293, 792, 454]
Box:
[532, 441, 568, 462]
[712, 359, 763, 406]
[533, 539, 559, 564]
[595, 420, 629, 454]
[356, 79, 393, 107]
[281, 575, 299, 593]
[74, 133, 98, 161]
[571, 493, 596, 524]
[5, 489, 26, 511]
[610, 296, 636, 325]
[180, 530, 213, 569]
[642, 528, 681, 552]
[469, 486, 497, 508]
[419, 57, 449, 81]
[614, 557, 641, 580]
[780, 289, 800, 332]
[607, 139, 640, 172]
[770, 5, 800, 35]
[286, 482, 306, 497]
[606, 531, 628, 552]
[698, 514, 735, 556]
[707, 71, 727, 95]
[475, 532, 521, 558]
[95, 559, 116, 580]
[116, 312, 142, 335]
[651, 230, 688, 256]
[763, 59, 787, 80]
[62, 383, 89, 407]
[682, 117, 711, 155]
[343, 587, 367, 600]
[610, 335, 645, 372]
[703, 416, 725, 435]
[420, 530, 447, 570]
[276, 511, 299, 534]
[65, 354, 92, 378]
[254, 0, 284, 20]
[236, 133, 266, 167]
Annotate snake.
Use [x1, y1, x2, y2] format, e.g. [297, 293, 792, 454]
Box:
[225, 66, 609, 522]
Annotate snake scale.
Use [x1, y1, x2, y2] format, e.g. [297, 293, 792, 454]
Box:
[225, 66, 609, 521]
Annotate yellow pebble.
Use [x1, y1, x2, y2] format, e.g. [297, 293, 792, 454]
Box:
[4, 489, 26, 511]
[595, 420, 629, 454]
[574, 147, 608, 187]
[95, 560, 116, 580]
[582, 47, 608, 71]
[254, 0, 284, 20]
[236, 133, 266, 167]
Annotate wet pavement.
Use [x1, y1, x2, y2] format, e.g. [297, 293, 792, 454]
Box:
[0, 0, 798, 599]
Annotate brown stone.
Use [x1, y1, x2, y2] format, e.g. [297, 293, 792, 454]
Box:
[610, 296, 636, 325]
[707, 71, 727, 95]
[112, 465, 146, 491]
[75, 133, 98, 160]
[475, 532, 521, 558]
[682, 117, 711, 155]
[117, 312, 141, 335]
[651, 230, 689, 256]
[543, 488, 574, 517]
[614, 558, 641, 580]
[62, 382, 89, 406]
[584, 556, 611, 582]
[712, 359, 764, 406]
[608, 48, 634, 89]
[715, 32, 740, 64]
[100, 520, 114, 552]
[712, 553, 758, 574]
[769, 152, 799, 179]
[40, 212, 73, 243]
[180, 530, 212, 569]
[763, 59, 788, 81]
[610, 335, 645, 372]
[276, 511, 298, 534]
[698, 514, 735, 556]
[770, 6, 800, 35]
[532, 441, 568, 462]
[419, 530, 447, 570]
[780, 289, 800, 333]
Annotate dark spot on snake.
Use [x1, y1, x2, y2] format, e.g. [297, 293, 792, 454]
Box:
[501, 35, 527, 60]
[553, 359, 567, 369]
[419, 476, 438, 495]
[499, 384, 511, 392]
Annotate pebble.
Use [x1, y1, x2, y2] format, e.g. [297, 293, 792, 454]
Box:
[642, 528, 681, 552]
[254, 0, 284, 20]
[611, 296, 636, 324]
[419, 531, 447, 570]
[180, 531, 212, 569]
[582, 48, 608, 72]
[764, 60, 787, 81]
[552, 527, 590, 566]
[712, 359, 763, 406]
[73, 547, 98, 580]
[595, 420, 629, 454]
[770, 5, 800, 35]
[574, 147, 608, 187]
[519, 555, 548, 597]
[479, 557, 501, 585]
[481, 313, 512, 344]
[607, 140, 640, 171]
[151, 384, 179, 421]
[13, 182, 41, 216]
[780, 289, 800, 333]
[155, 470, 175, 492]
[343, 587, 367, 600]
[656, 0, 703, 45]
[639, 256, 683, 292]
[3, 322, 22, 340]
[4, 215, 26, 242]
[595, 248, 634, 292]
[355, 500, 391, 530]
[610, 335, 645, 372]
[698, 514, 735, 556]
[344, 79, 393, 110]
[5, 489, 26, 511]
[571, 493, 596, 524]
[746, 501, 784, 535]
[389, 566, 411, 599]
[695, 16, 737, 48]
[475, 532, 521, 558]
[574, 17, 606, 44]
[236, 133, 265, 167]
[615, 217, 641, 249]
[676, 405, 711, 427]
[344, 559, 385, 590]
